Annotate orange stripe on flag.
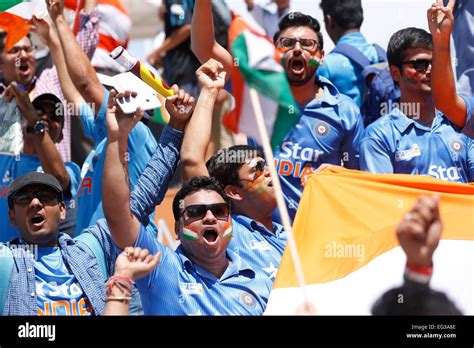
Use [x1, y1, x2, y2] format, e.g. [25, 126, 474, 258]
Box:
[0, 12, 31, 51]
[274, 167, 474, 288]
[98, 33, 129, 53]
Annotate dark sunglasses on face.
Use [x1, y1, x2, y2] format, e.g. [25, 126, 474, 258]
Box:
[13, 191, 59, 205]
[181, 203, 230, 222]
[401, 59, 432, 73]
[278, 37, 319, 51]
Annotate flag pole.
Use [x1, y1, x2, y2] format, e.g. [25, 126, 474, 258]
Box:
[248, 87, 309, 304]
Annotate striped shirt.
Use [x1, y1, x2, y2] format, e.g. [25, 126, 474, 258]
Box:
[134, 224, 272, 315]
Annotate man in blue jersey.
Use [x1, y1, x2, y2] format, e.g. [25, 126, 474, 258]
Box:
[429, 0, 474, 139]
[0, 86, 81, 242]
[318, 0, 383, 107]
[360, 27, 474, 183]
[191, 3, 364, 223]
[1, 172, 118, 315]
[102, 91, 272, 314]
[180, 59, 286, 281]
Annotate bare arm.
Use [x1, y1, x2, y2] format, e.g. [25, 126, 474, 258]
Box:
[48, 0, 104, 115]
[428, 0, 466, 127]
[7, 84, 70, 191]
[191, 0, 233, 80]
[148, 25, 192, 68]
[181, 59, 226, 182]
[30, 17, 84, 107]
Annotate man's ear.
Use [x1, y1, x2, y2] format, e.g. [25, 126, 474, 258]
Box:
[224, 185, 243, 202]
[8, 209, 17, 227]
[390, 65, 401, 84]
[59, 202, 66, 221]
[174, 220, 182, 241]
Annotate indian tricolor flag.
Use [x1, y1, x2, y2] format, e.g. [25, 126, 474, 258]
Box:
[0, 0, 46, 50]
[223, 15, 300, 149]
[265, 167, 474, 315]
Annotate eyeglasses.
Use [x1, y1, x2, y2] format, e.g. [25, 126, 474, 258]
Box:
[12, 190, 59, 205]
[181, 203, 230, 222]
[278, 37, 319, 52]
[241, 159, 266, 183]
[400, 59, 432, 73]
[6, 45, 36, 56]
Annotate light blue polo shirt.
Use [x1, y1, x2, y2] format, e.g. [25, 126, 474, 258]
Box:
[318, 32, 380, 107]
[134, 224, 272, 315]
[229, 215, 286, 281]
[461, 95, 474, 139]
[75, 90, 158, 235]
[360, 108, 474, 182]
[272, 76, 364, 222]
[0, 154, 81, 242]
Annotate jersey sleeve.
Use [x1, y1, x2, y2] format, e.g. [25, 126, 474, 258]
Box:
[360, 126, 394, 174]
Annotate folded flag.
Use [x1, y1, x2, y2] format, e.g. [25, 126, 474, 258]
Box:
[223, 15, 300, 150]
[265, 167, 474, 315]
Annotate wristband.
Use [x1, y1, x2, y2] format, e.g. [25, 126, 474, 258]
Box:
[404, 263, 433, 285]
[106, 275, 133, 297]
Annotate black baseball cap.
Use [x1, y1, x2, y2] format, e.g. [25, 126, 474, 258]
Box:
[32, 93, 65, 128]
[7, 172, 63, 209]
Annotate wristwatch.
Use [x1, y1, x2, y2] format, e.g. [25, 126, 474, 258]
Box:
[26, 120, 46, 135]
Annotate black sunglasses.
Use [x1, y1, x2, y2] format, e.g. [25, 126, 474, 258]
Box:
[181, 203, 230, 222]
[13, 190, 59, 205]
[401, 59, 432, 73]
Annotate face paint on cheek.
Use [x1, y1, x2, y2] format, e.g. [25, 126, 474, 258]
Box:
[244, 174, 268, 194]
[308, 51, 322, 69]
[223, 221, 233, 239]
[182, 225, 199, 241]
[404, 69, 419, 84]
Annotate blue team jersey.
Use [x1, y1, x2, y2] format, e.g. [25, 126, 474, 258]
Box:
[134, 224, 272, 315]
[0, 153, 81, 242]
[360, 108, 474, 182]
[75, 90, 158, 234]
[35, 247, 93, 316]
[229, 215, 286, 281]
[272, 77, 364, 222]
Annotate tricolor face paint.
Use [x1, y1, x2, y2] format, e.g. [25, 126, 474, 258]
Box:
[182, 226, 199, 241]
[223, 221, 233, 239]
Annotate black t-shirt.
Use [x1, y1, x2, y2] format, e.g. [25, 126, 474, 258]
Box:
[163, 0, 230, 86]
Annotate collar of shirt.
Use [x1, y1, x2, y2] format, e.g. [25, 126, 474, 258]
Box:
[336, 32, 367, 46]
[305, 76, 341, 109]
[390, 108, 448, 134]
[232, 214, 284, 238]
[175, 245, 255, 281]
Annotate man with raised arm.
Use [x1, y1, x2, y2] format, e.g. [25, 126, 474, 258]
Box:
[429, 0, 474, 139]
[191, 2, 363, 223]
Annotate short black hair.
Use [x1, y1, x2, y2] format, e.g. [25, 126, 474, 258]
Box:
[0, 31, 32, 53]
[172, 176, 231, 221]
[206, 145, 262, 188]
[371, 283, 462, 315]
[320, 0, 363, 30]
[387, 27, 432, 68]
[273, 12, 324, 50]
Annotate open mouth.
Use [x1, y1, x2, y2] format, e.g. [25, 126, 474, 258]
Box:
[290, 59, 305, 74]
[31, 214, 45, 226]
[19, 63, 30, 76]
[203, 228, 219, 243]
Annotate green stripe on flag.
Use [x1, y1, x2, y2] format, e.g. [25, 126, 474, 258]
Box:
[232, 31, 300, 149]
[152, 107, 167, 125]
[0, 0, 26, 12]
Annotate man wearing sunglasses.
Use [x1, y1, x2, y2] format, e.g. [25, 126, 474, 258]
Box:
[0, 85, 81, 241]
[360, 27, 474, 183]
[180, 58, 286, 282]
[1, 171, 119, 315]
[191, 4, 363, 223]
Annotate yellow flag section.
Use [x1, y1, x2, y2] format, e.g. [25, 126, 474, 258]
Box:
[265, 167, 474, 315]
